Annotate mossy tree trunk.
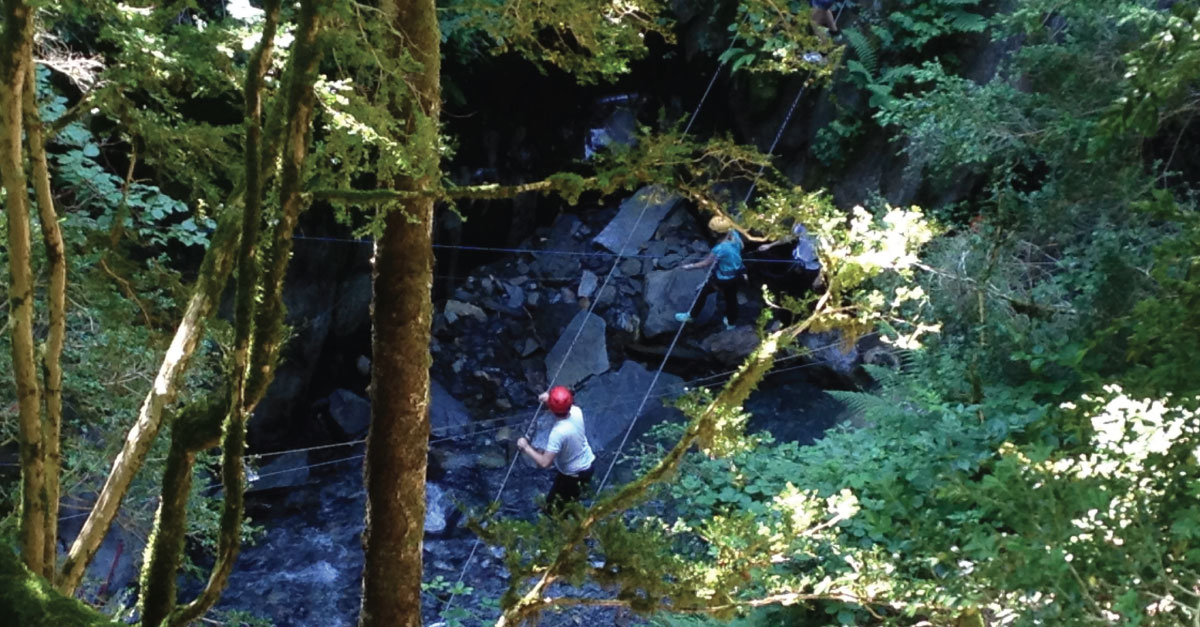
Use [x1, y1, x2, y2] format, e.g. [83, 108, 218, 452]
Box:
[359, 0, 440, 624]
[0, 0, 47, 577]
[23, 63, 67, 580]
[136, 399, 224, 627]
[141, 2, 326, 625]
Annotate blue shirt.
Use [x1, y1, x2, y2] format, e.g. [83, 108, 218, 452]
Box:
[712, 233, 744, 280]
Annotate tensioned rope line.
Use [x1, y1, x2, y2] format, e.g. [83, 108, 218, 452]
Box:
[292, 235, 800, 266]
[682, 12, 751, 136]
[146, 334, 857, 471]
[595, 5, 850, 494]
[440, 17, 761, 613]
[54, 336, 869, 524]
[441, 178, 664, 614]
[741, 3, 847, 206]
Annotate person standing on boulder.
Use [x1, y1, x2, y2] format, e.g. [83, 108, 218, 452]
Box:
[516, 386, 596, 513]
[675, 215, 746, 331]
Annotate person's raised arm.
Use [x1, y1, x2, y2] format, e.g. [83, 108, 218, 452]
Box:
[681, 252, 716, 271]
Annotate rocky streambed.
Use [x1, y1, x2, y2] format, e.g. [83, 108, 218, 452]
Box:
[210, 185, 868, 625]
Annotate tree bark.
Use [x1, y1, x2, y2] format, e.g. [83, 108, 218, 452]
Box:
[359, 0, 440, 624]
[1, 0, 46, 577]
[24, 63, 67, 580]
[168, 2, 324, 624]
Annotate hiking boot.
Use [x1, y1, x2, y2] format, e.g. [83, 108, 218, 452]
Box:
[674, 312, 694, 323]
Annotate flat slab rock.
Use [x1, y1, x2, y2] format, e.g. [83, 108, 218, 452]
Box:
[641, 268, 711, 338]
[592, 185, 679, 254]
[544, 310, 609, 389]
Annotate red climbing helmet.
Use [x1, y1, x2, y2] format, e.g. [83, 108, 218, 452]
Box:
[547, 386, 574, 416]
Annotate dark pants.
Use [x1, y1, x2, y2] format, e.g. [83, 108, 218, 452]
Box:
[546, 465, 594, 514]
[690, 274, 742, 324]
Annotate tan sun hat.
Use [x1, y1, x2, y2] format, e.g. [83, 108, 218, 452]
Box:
[707, 215, 734, 233]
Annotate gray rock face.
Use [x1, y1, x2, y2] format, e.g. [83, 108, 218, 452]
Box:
[642, 268, 709, 337]
[425, 482, 455, 535]
[545, 311, 609, 388]
[585, 107, 637, 159]
[801, 330, 859, 376]
[332, 273, 372, 337]
[701, 326, 761, 365]
[443, 300, 487, 324]
[329, 389, 371, 438]
[249, 451, 311, 492]
[431, 379, 472, 432]
[593, 185, 679, 254]
[578, 270, 599, 299]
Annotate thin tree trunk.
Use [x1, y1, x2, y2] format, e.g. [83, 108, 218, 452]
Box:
[244, 0, 326, 410]
[24, 63, 67, 579]
[57, 196, 241, 593]
[168, 3, 324, 624]
[359, 0, 440, 624]
[0, 0, 46, 577]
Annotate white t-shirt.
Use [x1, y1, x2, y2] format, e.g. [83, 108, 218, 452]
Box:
[544, 406, 595, 476]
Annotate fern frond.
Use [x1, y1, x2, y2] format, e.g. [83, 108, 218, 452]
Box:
[828, 389, 897, 422]
[842, 28, 877, 75]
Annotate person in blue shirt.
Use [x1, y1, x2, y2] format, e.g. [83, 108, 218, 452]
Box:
[675, 215, 745, 331]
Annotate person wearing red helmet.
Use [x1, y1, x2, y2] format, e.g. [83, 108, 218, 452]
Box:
[516, 385, 596, 512]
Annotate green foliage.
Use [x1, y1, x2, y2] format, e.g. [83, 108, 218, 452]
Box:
[721, 0, 841, 76]
[440, 0, 675, 83]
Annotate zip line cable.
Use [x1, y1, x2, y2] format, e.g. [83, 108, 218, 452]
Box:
[141, 332, 856, 470]
[441, 170, 664, 614]
[440, 17, 759, 613]
[292, 235, 800, 266]
[595, 3, 850, 495]
[53, 334, 866, 524]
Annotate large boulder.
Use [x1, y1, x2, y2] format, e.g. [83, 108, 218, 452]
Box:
[249, 451, 311, 493]
[585, 106, 637, 159]
[544, 310, 609, 389]
[424, 482, 457, 536]
[641, 268, 711, 337]
[430, 379, 472, 433]
[443, 300, 487, 325]
[328, 389, 370, 438]
[534, 215, 585, 277]
[332, 273, 371, 337]
[593, 186, 679, 254]
[701, 326, 761, 365]
[800, 330, 859, 377]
